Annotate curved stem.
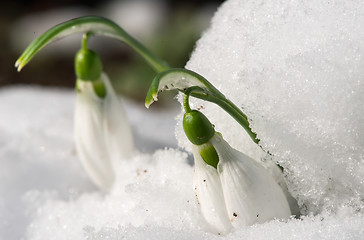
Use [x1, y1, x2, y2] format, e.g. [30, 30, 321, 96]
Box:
[15, 16, 169, 73]
[183, 86, 207, 113]
[82, 32, 91, 51]
[216, 99, 257, 143]
[189, 91, 258, 144]
[183, 95, 192, 113]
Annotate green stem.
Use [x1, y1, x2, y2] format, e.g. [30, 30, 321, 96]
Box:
[82, 33, 91, 51]
[216, 99, 257, 143]
[15, 16, 169, 73]
[183, 94, 192, 113]
[183, 86, 206, 113]
[189, 90, 258, 144]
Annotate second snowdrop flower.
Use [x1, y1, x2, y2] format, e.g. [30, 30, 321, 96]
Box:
[74, 42, 133, 190]
[183, 108, 291, 234]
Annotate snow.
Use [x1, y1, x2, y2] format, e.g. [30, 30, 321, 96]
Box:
[0, 86, 181, 239]
[183, 0, 364, 216]
[1, 0, 364, 239]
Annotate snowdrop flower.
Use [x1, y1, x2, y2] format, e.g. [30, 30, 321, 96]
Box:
[74, 47, 133, 190]
[192, 143, 233, 234]
[184, 110, 291, 234]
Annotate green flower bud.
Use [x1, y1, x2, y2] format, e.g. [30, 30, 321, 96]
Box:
[183, 110, 215, 145]
[75, 48, 102, 81]
[75, 72, 106, 99]
[92, 77, 107, 99]
[198, 142, 219, 169]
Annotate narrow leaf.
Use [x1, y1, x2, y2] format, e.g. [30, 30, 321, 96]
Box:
[15, 16, 167, 72]
[145, 68, 223, 108]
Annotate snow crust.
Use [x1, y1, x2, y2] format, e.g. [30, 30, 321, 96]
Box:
[1, 0, 364, 239]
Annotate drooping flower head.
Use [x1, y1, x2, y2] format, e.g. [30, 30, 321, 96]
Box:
[74, 45, 133, 190]
[15, 17, 171, 191]
[183, 109, 292, 234]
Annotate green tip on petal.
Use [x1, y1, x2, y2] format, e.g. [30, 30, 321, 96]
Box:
[92, 78, 107, 98]
[199, 142, 219, 169]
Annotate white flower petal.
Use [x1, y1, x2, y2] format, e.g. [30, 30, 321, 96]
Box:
[100, 74, 133, 162]
[192, 144, 233, 235]
[211, 134, 291, 227]
[74, 73, 133, 190]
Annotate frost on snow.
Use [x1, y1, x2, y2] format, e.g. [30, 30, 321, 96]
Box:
[1, 0, 364, 239]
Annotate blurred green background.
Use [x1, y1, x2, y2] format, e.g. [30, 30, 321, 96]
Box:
[0, 0, 221, 104]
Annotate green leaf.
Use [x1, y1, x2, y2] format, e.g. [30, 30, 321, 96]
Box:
[15, 16, 168, 73]
[144, 68, 224, 108]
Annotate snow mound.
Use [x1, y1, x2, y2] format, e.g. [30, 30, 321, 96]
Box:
[182, 0, 364, 216]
